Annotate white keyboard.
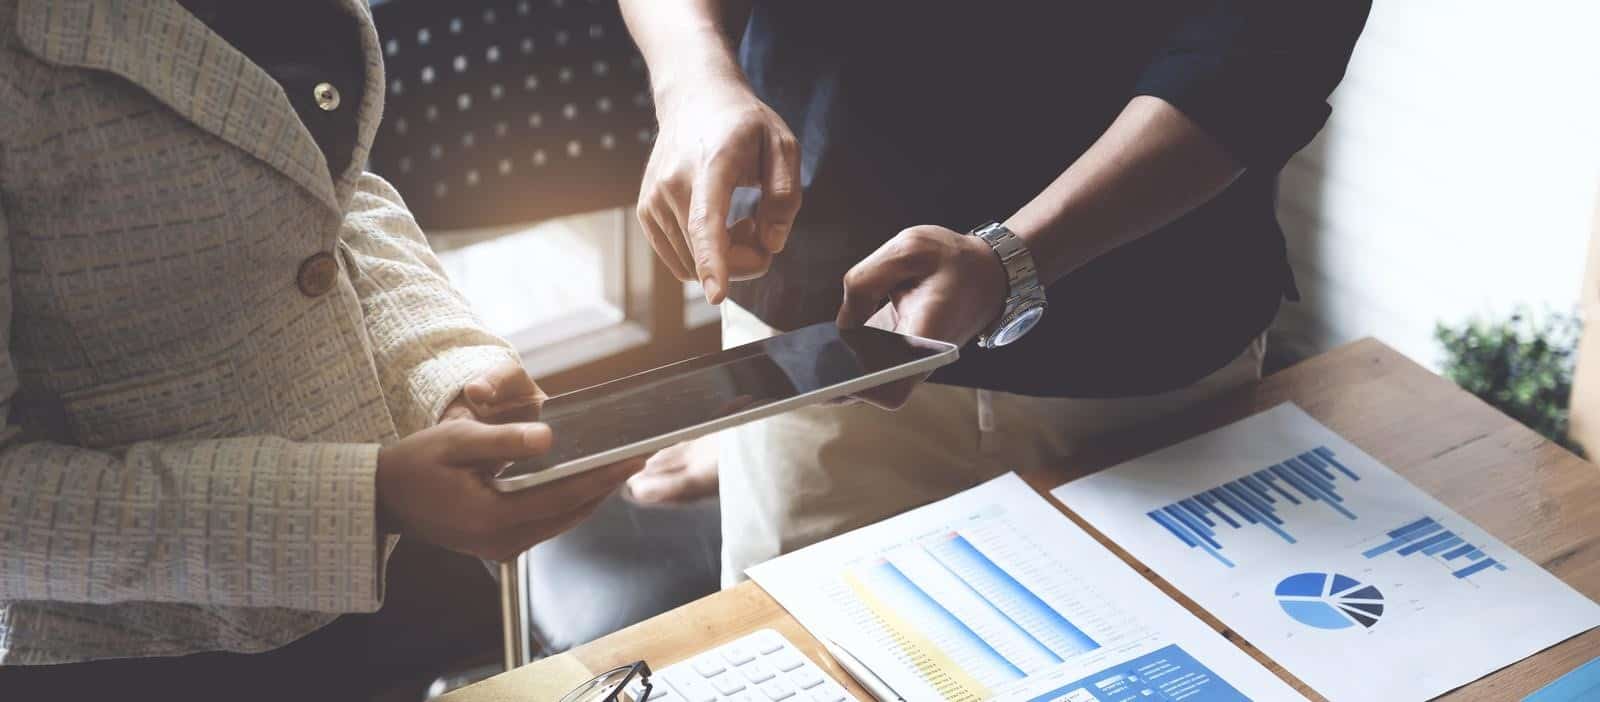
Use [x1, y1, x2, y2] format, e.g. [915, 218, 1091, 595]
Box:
[625, 629, 855, 702]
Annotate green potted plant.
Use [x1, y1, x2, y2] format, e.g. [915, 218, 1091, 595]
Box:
[1435, 308, 1583, 456]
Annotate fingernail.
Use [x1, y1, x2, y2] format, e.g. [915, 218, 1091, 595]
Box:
[702, 276, 723, 305]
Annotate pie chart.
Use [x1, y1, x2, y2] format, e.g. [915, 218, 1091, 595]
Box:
[1275, 572, 1385, 630]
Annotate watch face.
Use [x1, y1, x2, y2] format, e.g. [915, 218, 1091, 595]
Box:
[991, 305, 1045, 347]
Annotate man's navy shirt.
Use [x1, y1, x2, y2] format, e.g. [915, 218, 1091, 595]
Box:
[727, 1, 1371, 398]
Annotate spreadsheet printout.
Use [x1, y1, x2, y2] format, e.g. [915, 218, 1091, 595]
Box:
[749, 473, 1303, 702]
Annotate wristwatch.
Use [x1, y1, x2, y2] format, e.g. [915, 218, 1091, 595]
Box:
[970, 222, 1047, 349]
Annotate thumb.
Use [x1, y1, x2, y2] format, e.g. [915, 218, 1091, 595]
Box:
[439, 421, 553, 465]
[838, 247, 923, 329]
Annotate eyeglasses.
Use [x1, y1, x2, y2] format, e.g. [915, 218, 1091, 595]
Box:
[558, 661, 653, 702]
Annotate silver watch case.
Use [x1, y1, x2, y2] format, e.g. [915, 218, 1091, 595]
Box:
[971, 222, 1047, 349]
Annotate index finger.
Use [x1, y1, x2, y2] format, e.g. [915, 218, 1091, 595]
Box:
[464, 360, 545, 409]
[836, 240, 930, 329]
[687, 158, 740, 305]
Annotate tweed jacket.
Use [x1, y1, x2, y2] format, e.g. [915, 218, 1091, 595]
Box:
[0, 0, 519, 663]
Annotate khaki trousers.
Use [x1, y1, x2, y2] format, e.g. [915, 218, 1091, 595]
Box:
[717, 301, 1267, 586]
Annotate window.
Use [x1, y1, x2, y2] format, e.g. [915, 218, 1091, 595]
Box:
[431, 208, 720, 392]
[435, 209, 625, 354]
[683, 280, 720, 329]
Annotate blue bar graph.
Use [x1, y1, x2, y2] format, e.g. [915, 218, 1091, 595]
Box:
[859, 558, 1026, 681]
[1146, 446, 1358, 568]
[1360, 516, 1509, 581]
[925, 534, 1100, 660]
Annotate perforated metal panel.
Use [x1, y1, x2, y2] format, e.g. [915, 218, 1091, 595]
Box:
[369, 0, 655, 230]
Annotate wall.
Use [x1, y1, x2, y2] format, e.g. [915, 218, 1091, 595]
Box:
[1273, 0, 1600, 368]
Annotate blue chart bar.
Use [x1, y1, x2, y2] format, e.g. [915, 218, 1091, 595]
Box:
[1361, 516, 1510, 581]
[1147, 445, 1358, 568]
[1397, 531, 1455, 556]
[925, 534, 1100, 660]
[1422, 536, 1464, 556]
[861, 559, 1026, 681]
[1452, 559, 1502, 579]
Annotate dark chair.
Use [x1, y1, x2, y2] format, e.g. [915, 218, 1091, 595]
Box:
[367, 1, 722, 695]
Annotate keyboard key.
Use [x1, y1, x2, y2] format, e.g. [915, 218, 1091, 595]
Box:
[720, 641, 757, 666]
[769, 650, 806, 672]
[709, 672, 747, 696]
[740, 660, 776, 684]
[760, 678, 796, 700]
[663, 673, 717, 702]
[790, 666, 826, 690]
[753, 630, 785, 655]
[691, 655, 727, 678]
[627, 681, 670, 700]
[808, 686, 847, 702]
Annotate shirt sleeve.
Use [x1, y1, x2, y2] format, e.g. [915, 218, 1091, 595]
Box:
[0, 189, 388, 613]
[1133, 0, 1373, 168]
[340, 172, 523, 437]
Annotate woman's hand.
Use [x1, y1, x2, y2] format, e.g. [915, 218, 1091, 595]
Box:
[441, 358, 545, 424]
[376, 420, 644, 562]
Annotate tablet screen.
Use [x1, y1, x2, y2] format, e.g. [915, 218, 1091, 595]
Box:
[494, 323, 954, 483]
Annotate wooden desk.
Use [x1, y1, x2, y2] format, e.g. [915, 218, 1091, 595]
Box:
[444, 339, 1600, 701]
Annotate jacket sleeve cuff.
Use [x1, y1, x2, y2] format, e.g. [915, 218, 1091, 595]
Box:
[339, 442, 392, 613]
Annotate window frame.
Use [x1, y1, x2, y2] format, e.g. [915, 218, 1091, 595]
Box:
[492, 209, 719, 395]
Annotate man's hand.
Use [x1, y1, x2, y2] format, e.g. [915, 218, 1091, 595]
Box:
[637, 79, 802, 304]
[624, 437, 721, 506]
[836, 225, 1009, 409]
[376, 420, 645, 562]
[442, 358, 545, 424]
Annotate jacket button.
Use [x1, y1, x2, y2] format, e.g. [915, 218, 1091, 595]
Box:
[297, 252, 340, 297]
[314, 82, 341, 111]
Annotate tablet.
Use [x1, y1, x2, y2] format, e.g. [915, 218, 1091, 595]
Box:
[491, 322, 959, 492]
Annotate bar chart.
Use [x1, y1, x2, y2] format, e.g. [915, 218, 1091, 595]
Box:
[837, 520, 1104, 700]
[1146, 446, 1359, 567]
[1361, 516, 1509, 580]
[1055, 404, 1600, 702]
[924, 533, 1101, 660]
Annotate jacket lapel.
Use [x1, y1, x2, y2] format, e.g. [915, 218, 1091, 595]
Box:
[14, 0, 342, 212]
[328, 0, 385, 207]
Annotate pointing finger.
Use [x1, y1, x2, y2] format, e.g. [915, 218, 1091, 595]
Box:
[687, 158, 740, 304]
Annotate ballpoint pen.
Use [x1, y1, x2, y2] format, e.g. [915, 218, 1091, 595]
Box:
[821, 636, 906, 702]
